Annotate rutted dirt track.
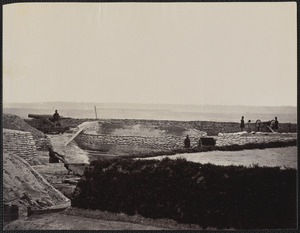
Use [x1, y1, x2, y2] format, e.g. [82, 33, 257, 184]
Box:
[143, 146, 298, 169]
[4, 212, 166, 230]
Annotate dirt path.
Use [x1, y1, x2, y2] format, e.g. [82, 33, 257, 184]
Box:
[143, 146, 297, 169]
[4, 212, 165, 230]
[48, 133, 89, 164]
[4, 206, 208, 230]
[32, 160, 79, 199]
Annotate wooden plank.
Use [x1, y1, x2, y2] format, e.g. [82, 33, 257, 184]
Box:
[65, 121, 99, 146]
[27, 205, 68, 216]
[52, 153, 66, 164]
[64, 128, 84, 146]
[265, 125, 275, 133]
[63, 178, 79, 185]
[67, 164, 88, 176]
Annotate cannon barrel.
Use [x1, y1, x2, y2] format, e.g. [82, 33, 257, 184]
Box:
[28, 114, 56, 126]
[28, 114, 66, 119]
[28, 114, 54, 119]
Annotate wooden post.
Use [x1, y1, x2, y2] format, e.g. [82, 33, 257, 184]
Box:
[94, 106, 98, 119]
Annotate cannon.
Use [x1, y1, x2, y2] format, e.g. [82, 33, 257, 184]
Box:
[199, 137, 216, 146]
[28, 114, 69, 134]
[255, 119, 276, 133]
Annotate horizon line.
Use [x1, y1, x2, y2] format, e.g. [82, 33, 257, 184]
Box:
[3, 101, 297, 108]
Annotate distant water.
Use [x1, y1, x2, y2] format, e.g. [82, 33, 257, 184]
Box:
[3, 108, 297, 123]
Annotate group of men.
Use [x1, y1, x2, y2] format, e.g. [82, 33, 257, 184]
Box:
[184, 116, 280, 148]
[240, 116, 279, 132]
[49, 110, 280, 162]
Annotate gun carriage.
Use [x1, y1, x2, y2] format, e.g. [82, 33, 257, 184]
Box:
[28, 114, 69, 134]
[255, 119, 276, 133]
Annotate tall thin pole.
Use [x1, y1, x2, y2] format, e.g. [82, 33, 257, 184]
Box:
[94, 106, 98, 119]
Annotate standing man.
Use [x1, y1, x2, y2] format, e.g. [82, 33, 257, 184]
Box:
[184, 135, 191, 148]
[247, 120, 251, 132]
[240, 116, 245, 132]
[273, 117, 279, 131]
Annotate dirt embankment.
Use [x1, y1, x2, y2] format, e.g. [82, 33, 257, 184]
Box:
[73, 120, 207, 155]
[3, 152, 70, 218]
[3, 114, 71, 224]
[25, 117, 297, 156]
[3, 114, 52, 150]
[3, 114, 298, 230]
[2, 115, 175, 230]
[25, 117, 297, 136]
[3, 114, 45, 137]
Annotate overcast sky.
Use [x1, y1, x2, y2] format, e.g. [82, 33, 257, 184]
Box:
[3, 2, 297, 106]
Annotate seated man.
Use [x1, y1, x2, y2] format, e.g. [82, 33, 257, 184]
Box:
[52, 110, 61, 126]
[48, 148, 65, 163]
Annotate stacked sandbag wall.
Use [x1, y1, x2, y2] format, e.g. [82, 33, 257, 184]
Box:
[75, 133, 206, 152]
[216, 132, 297, 147]
[3, 114, 52, 151]
[3, 129, 38, 165]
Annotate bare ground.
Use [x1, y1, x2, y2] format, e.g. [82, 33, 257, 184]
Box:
[4, 132, 296, 230]
[143, 146, 297, 169]
[4, 212, 167, 230]
[4, 134, 207, 230]
[4, 207, 210, 230]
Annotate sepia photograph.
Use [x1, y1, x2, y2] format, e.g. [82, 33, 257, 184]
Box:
[2, 1, 297, 230]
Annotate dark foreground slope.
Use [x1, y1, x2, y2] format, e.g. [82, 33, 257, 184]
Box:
[72, 158, 297, 229]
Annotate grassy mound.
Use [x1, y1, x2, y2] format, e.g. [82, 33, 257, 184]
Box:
[3, 114, 45, 139]
[71, 158, 296, 229]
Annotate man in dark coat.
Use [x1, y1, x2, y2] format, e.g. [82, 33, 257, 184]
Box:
[184, 135, 191, 148]
[48, 148, 65, 163]
[274, 117, 279, 130]
[240, 116, 245, 131]
[52, 110, 61, 126]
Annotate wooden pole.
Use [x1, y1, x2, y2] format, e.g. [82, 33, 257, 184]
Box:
[94, 106, 98, 119]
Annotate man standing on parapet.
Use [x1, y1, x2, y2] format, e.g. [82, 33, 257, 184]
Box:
[273, 117, 279, 131]
[240, 116, 245, 132]
[53, 110, 61, 126]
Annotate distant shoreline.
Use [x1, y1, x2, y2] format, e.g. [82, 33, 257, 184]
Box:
[4, 107, 297, 124]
